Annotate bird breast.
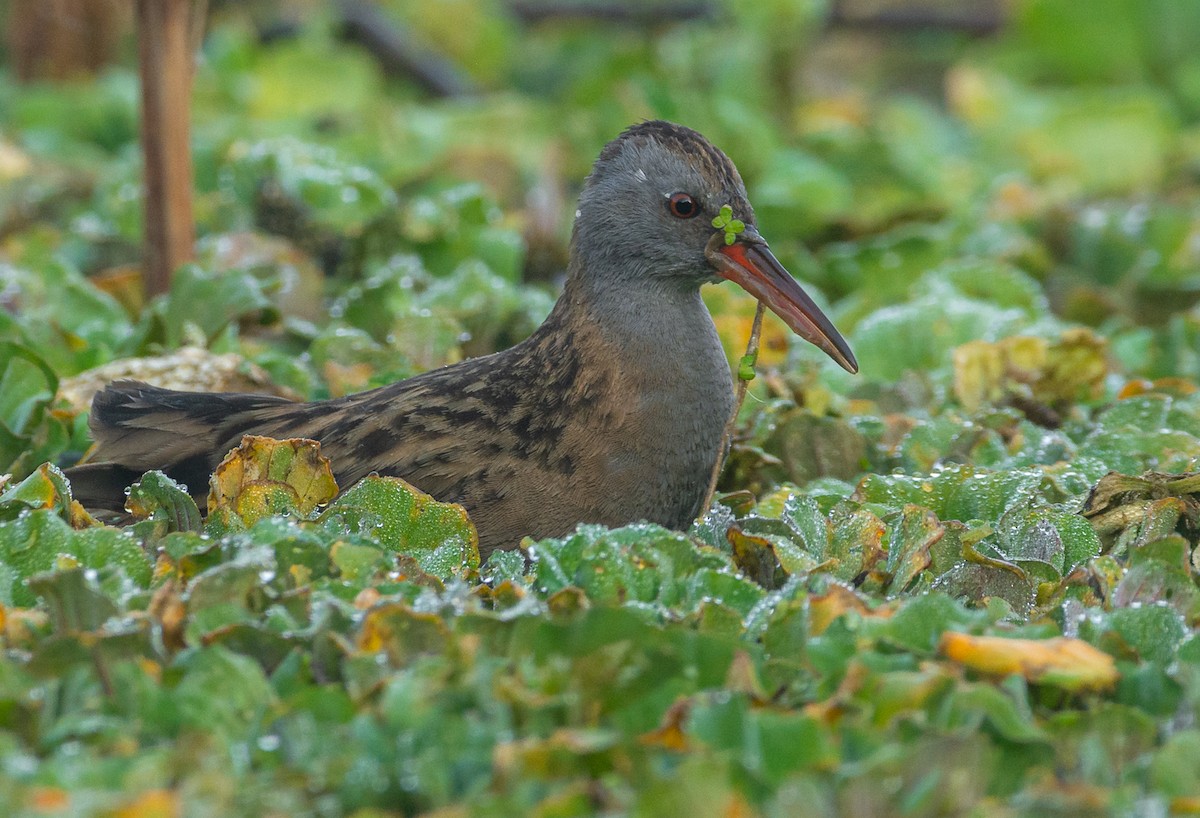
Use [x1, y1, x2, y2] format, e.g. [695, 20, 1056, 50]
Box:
[554, 285, 736, 530]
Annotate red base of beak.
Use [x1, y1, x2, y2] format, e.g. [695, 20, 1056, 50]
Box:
[708, 235, 857, 374]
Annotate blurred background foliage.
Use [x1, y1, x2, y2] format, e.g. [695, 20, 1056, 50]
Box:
[1, 0, 1199, 392]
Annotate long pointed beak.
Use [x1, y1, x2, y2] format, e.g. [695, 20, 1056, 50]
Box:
[706, 230, 858, 374]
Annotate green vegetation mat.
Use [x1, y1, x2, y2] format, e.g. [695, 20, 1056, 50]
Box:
[2, 1, 1200, 815]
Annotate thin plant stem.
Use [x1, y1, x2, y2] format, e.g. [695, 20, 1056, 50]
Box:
[699, 301, 765, 519]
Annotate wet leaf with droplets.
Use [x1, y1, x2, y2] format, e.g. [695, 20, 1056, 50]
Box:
[319, 474, 479, 580]
[885, 505, 944, 592]
[126, 470, 202, 536]
[208, 436, 339, 528]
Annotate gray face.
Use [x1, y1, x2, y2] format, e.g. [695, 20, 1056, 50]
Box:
[571, 121, 756, 286]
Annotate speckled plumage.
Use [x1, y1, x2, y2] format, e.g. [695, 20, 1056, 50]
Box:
[68, 121, 854, 555]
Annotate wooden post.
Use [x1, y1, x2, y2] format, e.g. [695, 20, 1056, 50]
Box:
[135, 0, 196, 297]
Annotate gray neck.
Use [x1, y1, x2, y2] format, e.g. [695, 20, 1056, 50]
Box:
[565, 265, 736, 414]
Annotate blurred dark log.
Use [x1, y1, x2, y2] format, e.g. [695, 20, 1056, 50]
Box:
[254, 180, 347, 276]
[828, 0, 1006, 35]
[136, 0, 198, 297]
[335, 0, 478, 98]
[6, 0, 131, 81]
[508, 0, 716, 24]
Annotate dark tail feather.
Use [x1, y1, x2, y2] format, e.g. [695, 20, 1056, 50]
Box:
[66, 380, 301, 509]
[65, 462, 155, 513]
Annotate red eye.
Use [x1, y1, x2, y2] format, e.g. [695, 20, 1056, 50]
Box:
[667, 192, 699, 219]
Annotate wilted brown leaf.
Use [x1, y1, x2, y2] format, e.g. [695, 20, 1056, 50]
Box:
[1081, 471, 1200, 543]
[639, 698, 692, 751]
[357, 603, 450, 665]
[148, 579, 186, 653]
[953, 329, 1107, 415]
[725, 650, 769, 701]
[809, 584, 875, 636]
[727, 526, 784, 588]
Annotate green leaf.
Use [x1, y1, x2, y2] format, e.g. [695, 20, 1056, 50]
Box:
[856, 466, 1046, 524]
[885, 505, 944, 592]
[711, 202, 746, 245]
[879, 592, 979, 653]
[126, 470, 202, 535]
[0, 462, 74, 521]
[319, 474, 479, 579]
[184, 545, 276, 640]
[26, 568, 117, 633]
[1150, 731, 1200, 798]
[0, 342, 67, 477]
[0, 509, 148, 605]
[173, 647, 276, 741]
[737, 351, 757, 381]
[1106, 605, 1188, 665]
[67, 526, 153, 589]
[156, 263, 276, 348]
[943, 683, 1048, 743]
[998, 507, 1101, 574]
[482, 548, 527, 586]
[688, 694, 836, 783]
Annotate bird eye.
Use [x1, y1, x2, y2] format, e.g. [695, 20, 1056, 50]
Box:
[666, 192, 699, 219]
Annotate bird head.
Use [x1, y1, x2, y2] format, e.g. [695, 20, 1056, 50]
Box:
[572, 121, 857, 374]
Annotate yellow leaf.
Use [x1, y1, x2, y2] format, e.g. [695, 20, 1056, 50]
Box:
[208, 436, 338, 525]
[796, 93, 869, 133]
[1169, 796, 1200, 815]
[354, 587, 381, 610]
[27, 786, 69, 813]
[323, 361, 375, 397]
[808, 584, 878, 636]
[1040, 328, 1109, 404]
[357, 603, 450, 664]
[938, 632, 1118, 692]
[0, 140, 32, 180]
[722, 792, 758, 818]
[2, 606, 48, 647]
[953, 337, 1038, 413]
[108, 788, 180, 818]
[946, 65, 1006, 127]
[953, 330, 1107, 413]
[639, 698, 692, 751]
[988, 178, 1043, 221]
[704, 285, 790, 371]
